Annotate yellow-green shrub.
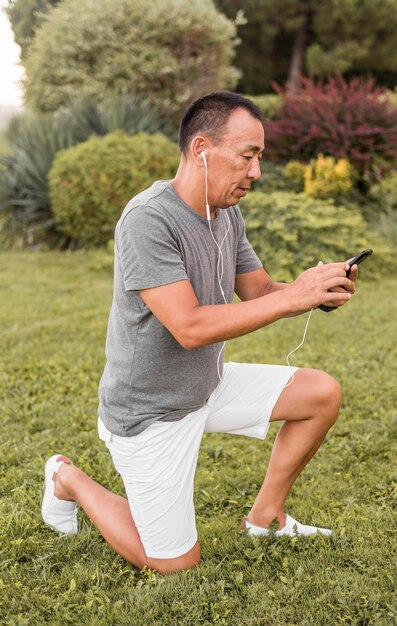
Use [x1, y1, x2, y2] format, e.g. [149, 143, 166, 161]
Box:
[304, 154, 354, 198]
[239, 191, 385, 281]
[284, 160, 306, 191]
[49, 131, 180, 246]
[370, 170, 397, 212]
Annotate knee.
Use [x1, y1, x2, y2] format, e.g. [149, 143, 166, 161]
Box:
[314, 371, 341, 425]
[146, 543, 201, 574]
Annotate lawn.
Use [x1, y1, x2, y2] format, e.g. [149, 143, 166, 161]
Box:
[1, 250, 396, 625]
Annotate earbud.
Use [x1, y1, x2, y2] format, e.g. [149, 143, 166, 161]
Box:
[200, 151, 207, 168]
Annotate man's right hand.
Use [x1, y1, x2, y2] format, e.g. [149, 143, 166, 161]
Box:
[285, 263, 353, 312]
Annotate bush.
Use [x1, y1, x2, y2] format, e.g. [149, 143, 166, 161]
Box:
[304, 155, 355, 199]
[265, 76, 397, 181]
[64, 93, 175, 144]
[253, 161, 304, 194]
[0, 95, 168, 245]
[246, 94, 282, 121]
[0, 112, 73, 245]
[24, 0, 240, 120]
[370, 171, 397, 213]
[369, 171, 397, 249]
[48, 131, 180, 247]
[239, 191, 385, 281]
[284, 161, 306, 192]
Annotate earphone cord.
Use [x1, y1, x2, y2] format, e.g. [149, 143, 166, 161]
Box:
[204, 158, 230, 380]
[204, 154, 313, 398]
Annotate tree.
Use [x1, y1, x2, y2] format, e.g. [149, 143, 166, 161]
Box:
[23, 0, 240, 119]
[216, 0, 397, 94]
[5, 0, 60, 60]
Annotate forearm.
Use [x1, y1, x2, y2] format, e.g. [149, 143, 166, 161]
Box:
[182, 289, 293, 349]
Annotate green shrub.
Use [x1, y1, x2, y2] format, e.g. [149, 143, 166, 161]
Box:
[284, 161, 306, 192]
[65, 93, 174, 144]
[370, 171, 397, 213]
[239, 191, 386, 281]
[24, 0, 240, 120]
[253, 161, 303, 194]
[0, 112, 73, 244]
[49, 131, 180, 247]
[369, 171, 397, 250]
[0, 95, 168, 245]
[247, 94, 282, 120]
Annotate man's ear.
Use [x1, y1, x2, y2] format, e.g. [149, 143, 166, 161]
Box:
[190, 136, 207, 165]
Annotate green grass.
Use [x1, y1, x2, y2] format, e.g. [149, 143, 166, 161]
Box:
[1, 250, 396, 625]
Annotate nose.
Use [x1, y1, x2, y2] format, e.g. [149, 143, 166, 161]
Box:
[247, 156, 262, 180]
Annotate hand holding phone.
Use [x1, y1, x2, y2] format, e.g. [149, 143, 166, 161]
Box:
[318, 248, 373, 312]
[346, 248, 373, 276]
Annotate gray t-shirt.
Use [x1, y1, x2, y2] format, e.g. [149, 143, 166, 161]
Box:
[98, 180, 262, 436]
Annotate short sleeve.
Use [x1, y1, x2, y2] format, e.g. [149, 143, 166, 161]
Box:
[234, 206, 263, 274]
[116, 205, 188, 291]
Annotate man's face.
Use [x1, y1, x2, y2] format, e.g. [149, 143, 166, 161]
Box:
[206, 108, 265, 208]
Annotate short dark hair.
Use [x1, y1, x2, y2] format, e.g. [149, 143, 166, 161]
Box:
[178, 91, 264, 154]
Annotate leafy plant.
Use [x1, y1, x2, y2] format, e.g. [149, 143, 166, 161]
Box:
[284, 160, 306, 192]
[253, 161, 304, 194]
[239, 190, 387, 280]
[265, 76, 397, 181]
[368, 171, 397, 249]
[0, 112, 73, 244]
[24, 0, 240, 120]
[304, 155, 355, 199]
[0, 94, 171, 245]
[247, 94, 282, 120]
[370, 170, 397, 213]
[48, 131, 180, 247]
[65, 93, 175, 144]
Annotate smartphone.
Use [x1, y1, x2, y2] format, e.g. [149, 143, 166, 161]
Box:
[319, 248, 373, 311]
[346, 248, 373, 276]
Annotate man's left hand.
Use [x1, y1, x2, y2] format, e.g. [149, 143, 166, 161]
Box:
[326, 261, 358, 308]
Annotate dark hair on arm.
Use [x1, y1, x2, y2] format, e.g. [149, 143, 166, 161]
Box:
[178, 91, 265, 154]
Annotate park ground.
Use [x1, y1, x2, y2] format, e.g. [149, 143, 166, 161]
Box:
[1, 250, 396, 625]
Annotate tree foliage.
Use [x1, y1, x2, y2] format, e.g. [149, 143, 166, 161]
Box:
[23, 0, 240, 119]
[265, 76, 397, 180]
[5, 0, 60, 60]
[216, 0, 397, 94]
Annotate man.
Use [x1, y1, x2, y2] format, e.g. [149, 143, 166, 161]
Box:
[42, 92, 357, 574]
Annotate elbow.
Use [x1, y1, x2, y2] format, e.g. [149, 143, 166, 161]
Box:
[177, 334, 203, 350]
[175, 325, 207, 350]
[173, 311, 211, 350]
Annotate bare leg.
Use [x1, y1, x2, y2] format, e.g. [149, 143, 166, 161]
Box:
[53, 459, 200, 573]
[244, 368, 341, 529]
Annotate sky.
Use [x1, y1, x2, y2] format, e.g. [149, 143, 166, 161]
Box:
[0, 0, 24, 106]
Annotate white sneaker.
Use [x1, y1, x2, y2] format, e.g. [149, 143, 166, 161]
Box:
[245, 514, 332, 537]
[41, 454, 78, 534]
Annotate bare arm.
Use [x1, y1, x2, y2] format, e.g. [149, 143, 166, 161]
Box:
[234, 267, 287, 301]
[139, 263, 354, 350]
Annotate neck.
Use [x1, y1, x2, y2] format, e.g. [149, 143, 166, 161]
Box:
[171, 161, 217, 220]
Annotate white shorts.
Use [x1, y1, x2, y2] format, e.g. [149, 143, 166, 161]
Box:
[98, 362, 297, 559]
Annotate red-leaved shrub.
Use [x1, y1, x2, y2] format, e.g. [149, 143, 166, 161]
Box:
[265, 76, 397, 180]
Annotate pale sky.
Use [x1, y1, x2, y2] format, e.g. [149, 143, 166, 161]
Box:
[0, 0, 24, 106]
